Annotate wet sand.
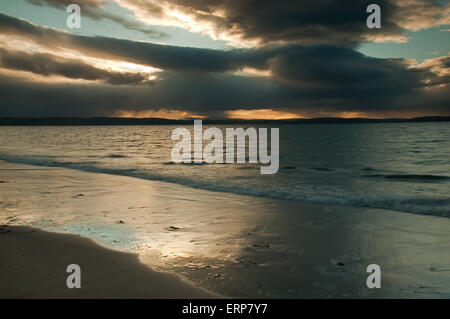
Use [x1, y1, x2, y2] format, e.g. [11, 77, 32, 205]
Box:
[1, 160, 449, 298]
[0, 225, 219, 298]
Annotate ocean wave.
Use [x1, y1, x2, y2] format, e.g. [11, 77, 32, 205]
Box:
[0, 154, 448, 218]
[311, 167, 333, 172]
[364, 174, 450, 182]
[103, 154, 129, 159]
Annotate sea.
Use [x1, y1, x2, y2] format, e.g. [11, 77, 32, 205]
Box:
[0, 122, 448, 217]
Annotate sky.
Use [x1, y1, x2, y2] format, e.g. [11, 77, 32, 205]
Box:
[0, 0, 449, 119]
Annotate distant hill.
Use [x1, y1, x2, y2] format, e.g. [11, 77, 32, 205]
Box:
[0, 116, 448, 125]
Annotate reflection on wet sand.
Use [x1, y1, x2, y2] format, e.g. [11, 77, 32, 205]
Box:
[1, 160, 449, 298]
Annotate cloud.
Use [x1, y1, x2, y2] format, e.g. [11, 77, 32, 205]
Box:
[1, 66, 448, 118]
[0, 47, 153, 85]
[113, 0, 450, 47]
[393, 0, 450, 31]
[26, 0, 168, 38]
[1, 13, 446, 88]
[412, 55, 450, 85]
[0, 13, 448, 118]
[0, 13, 259, 72]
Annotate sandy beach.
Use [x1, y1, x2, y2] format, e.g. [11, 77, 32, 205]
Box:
[0, 225, 219, 298]
[1, 160, 449, 298]
[1, 0, 450, 303]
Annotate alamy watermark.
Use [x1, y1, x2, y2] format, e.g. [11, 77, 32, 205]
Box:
[366, 4, 381, 28]
[66, 4, 81, 29]
[66, 264, 81, 288]
[171, 120, 279, 174]
[366, 264, 381, 289]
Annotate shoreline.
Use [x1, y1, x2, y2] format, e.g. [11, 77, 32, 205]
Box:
[0, 155, 446, 219]
[1, 160, 449, 298]
[0, 225, 220, 298]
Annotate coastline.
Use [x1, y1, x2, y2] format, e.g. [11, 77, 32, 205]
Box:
[0, 225, 220, 298]
[1, 160, 449, 298]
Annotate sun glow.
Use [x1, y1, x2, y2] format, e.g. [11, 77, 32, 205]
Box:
[114, 0, 260, 47]
[236, 67, 272, 77]
[113, 109, 206, 120]
[0, 35, 161, 83]
[226, 109, 304, 120]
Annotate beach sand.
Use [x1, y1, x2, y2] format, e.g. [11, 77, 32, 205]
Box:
[1, 160, 449, 298]
[0, 225, 219, 298]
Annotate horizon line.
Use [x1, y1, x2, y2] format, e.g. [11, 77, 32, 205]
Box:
[0, 116, 449, 125]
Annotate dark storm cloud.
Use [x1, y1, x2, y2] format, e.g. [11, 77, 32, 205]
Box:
[0, 48, 152, 85]
[1, 13, 446, 88]
[0, 71, 284, 117]
[173, 0, 401, 44]
[118, 0, 449, 46]
[1, 67, 448, 117]
[26, 0, 168, 38]
[24, 0, 450, 46]
[0, 13, 448, 117]
[0, 13, 261, 72]
[266, 45, 447, 90]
